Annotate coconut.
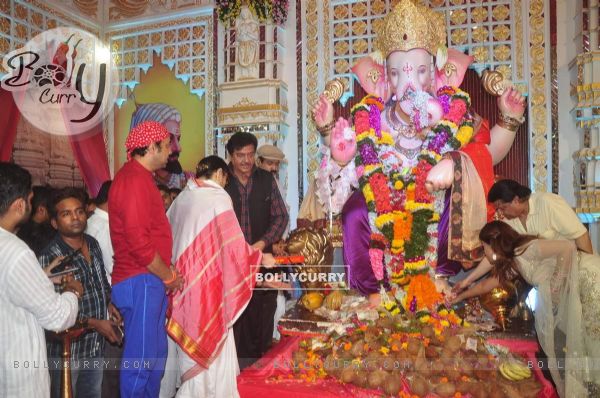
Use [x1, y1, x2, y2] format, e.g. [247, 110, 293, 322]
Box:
[440, 348, 456, 365]
[434, 382, 457, 398]
[341, 367, 355, 383]
[445, 335, 462, 353]
[407, 337, 422, 355]
[456, 380, 474, 394]
[425, 346, 440, 359]
[421, 325, 435, 338]
[323, 354, 340, 377]
[354, 369, 369, 388]
[488, 383, 507, 398]
[446, 368, 461, 382]
[384, 373, 402, 395]
[471, 382, 490, 398]
[431, 359, 445, 375]
[350, 339, 365, 357]
[410, 375, 429, 396]
[458, 358, 474, 376]
[376, 316, 394, 330]
[368, 369, 387, 389]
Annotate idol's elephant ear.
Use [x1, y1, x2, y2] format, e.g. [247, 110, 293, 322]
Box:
[435, 48, 474, 91]
[351, 54, 389, 102]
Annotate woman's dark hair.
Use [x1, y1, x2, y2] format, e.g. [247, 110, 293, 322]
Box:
[225, 132, 257, 155]
[157, 184, 170, 193]
[31, 185, 52, 214]
[479, 221, 537, 284]
[196, 156, 229, 179]
[48, 188, 86, 219]
[0, 162, 32, 216]
[94, 180, 112, 205]
[487, 179, 532, 203]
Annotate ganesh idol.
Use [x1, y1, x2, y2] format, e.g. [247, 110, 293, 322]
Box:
[301, 0, 526, 310]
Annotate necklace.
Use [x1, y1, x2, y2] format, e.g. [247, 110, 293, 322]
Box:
[386, 106, 417, 139]
[395, 144, 421, 160]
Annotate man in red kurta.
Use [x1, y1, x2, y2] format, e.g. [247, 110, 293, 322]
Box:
[108, 121, 183, 398]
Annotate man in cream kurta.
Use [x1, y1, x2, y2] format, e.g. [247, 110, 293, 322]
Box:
[502, 192, 588, 243]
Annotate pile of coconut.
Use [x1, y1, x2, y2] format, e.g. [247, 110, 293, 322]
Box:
[290, 317, 542, 398]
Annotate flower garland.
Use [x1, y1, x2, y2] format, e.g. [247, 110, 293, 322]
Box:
[217, 0, 289, 26]
[315, 147, 359, 215]
[353, 86, 473, 313]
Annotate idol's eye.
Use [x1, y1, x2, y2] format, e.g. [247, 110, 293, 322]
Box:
[418, 65, 427, 74]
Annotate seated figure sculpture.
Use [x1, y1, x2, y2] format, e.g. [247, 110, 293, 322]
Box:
[305, 0, 527, 311]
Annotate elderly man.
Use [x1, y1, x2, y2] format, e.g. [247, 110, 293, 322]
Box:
[109, 121, 183, 398]
[255, 144, 291, 341]
[256, 145, 284, 177]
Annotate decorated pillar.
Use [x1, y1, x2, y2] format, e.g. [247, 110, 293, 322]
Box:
[572, 0, 600, 223]
[216, 2, 294, 217]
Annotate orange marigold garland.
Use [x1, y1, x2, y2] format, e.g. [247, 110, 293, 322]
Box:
[352, 88, 472, 314]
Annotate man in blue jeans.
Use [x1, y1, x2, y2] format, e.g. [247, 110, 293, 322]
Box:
[108, 121, 183, 397]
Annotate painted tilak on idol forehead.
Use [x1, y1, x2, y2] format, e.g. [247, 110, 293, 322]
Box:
[384, 52, 436, 98]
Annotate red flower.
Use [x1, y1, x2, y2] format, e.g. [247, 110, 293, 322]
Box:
[446, 99, 467, 124]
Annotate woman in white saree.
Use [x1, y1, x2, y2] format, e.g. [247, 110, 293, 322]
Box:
[451, 221, 600, 397]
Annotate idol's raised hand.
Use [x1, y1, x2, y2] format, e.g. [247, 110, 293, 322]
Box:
[497, 86, 526, 120]
[312, 94, 334, 132]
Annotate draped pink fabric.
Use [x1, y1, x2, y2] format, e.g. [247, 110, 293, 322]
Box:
[67, 124, 111, 197]
[167, 184, 261, 378]
[0, 88, 22, 162]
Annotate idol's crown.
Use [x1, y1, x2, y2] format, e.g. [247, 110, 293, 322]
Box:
[374, 0, 447, 58]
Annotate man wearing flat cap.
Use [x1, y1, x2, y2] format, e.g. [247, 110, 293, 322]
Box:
[108, 121, 184, 397]
[256, 144, 285, 179]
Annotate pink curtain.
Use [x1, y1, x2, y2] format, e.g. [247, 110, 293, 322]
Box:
[68, 124, 111, 197]
[0, 88, 21, 162]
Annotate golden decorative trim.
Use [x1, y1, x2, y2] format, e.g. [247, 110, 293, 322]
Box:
[529, 0, 548, 191]
[218, 104, 288, 115]
[24, 0, 97, 34]
[205, 14, 215, 155]
[106, 15, 209, 37]
[218, 110, 288, 125]
[219, 79, 289, 90]
[232, 97, 258, 108]
[323, 78, 345, 103]
[515, 0, 523, 80]
[305, 0, 321, 181]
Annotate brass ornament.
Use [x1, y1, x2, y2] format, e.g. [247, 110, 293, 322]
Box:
[373, 0, 446, 58]
[367, 68, 382, 84]
[482, 69, 507, 97]
[285, 228, 334, 291]
[443, 62, 457, 78]
[323, 78, 346, 104]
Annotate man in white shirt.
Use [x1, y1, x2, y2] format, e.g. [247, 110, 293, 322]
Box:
[86, 181, 113, 283]
[86, 180, 122, 398]
[0, 162, 82, 398]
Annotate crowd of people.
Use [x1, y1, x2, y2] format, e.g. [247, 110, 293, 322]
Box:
[2, 118, 599, 398]
[0, 121, 289, 398]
